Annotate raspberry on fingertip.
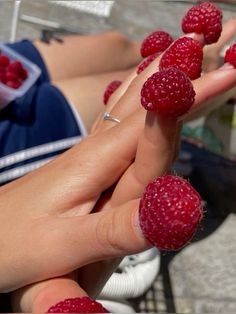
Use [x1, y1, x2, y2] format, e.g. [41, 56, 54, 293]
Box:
[224, 43, 236, 69]
[103, 80, 122, 105]
[139, 175, 203, 251]
[137, 52, 161, 74]
[159, 37, 203, 80]
[141, 67, 195, 117]
[141, 31, 173, 58]
[182, 2, 222, 45]
[47, 297, 109, 313]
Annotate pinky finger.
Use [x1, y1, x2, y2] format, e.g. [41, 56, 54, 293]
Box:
[183, 62, 236, 121]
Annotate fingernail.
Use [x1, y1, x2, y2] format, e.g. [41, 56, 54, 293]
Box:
[47, 297, 109, 313]
[138, 175, 203, 251]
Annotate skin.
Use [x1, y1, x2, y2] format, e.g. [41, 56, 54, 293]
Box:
[203, 18, 236, 72]
[5, 28, 236, 312]
[34, 32, 141, 81]
[34, 31, 141, 133]
[0, 21, 233, 311]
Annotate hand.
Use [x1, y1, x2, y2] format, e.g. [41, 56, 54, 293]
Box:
[203, 18, 236, 72]
[6, 34, 236, 313]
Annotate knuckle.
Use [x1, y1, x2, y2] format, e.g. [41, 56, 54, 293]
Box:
[95, 211, 126, 257]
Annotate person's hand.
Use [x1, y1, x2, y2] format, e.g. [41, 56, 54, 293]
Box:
[7, 28, 236, 312]
[1, 39, 180, 310]
[203, 18, 236, 72]
[183, 18, 236, 121]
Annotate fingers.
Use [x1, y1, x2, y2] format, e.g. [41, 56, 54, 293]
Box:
[12, 275, 86, 313]
[183, 63, 236, 121]
[7, 113, 144, 218]
[39, 200, 149, 278]
[203, 18, 236, 71]
[12, 197, 148, 312]
[103, 63, 236, 206]
[11, 199, 148, 292]
[205, 18, 236, 54]
[217, 18, 236, 48]
[96, 33, 204, 132]
[64, 199, 149, 263]
[110, 112, 178, 206]
[92, 70, 138, 132]
[12, 274, 109, 313]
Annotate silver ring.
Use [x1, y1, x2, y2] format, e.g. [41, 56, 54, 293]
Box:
[103, 112, 121, 124]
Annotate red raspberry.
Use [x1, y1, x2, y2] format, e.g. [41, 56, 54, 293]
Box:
[19, 68, 28, 80]
[8, 61, 23, 72]
[0, 75, 7, 84]
[6, 71, 19, 82]
[139, 175, 203, 251]
[182, 2, 222, 45]
[103, 80, 122, 105]
[47, 297, 109, 313]
[141, 67, 195, 117]
[141, 31, 173, 58]
[6, 80, 22, 89]
[0, 55, 10, 67]
[137, 52, 161, 74]
[8, 61, 28, 80]
[224, 43, 236, 68]
[0, 67, 6, 77]
[159, 37, 203, 80]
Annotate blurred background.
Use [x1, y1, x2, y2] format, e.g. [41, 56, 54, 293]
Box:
[0, 1, 236, 313]
[0, 1, 236, 42]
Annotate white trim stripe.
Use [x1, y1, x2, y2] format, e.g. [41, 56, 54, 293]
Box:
[66, 100, 88, 137]
[0, 136, 82, 169]
[0, 157, 54, 184]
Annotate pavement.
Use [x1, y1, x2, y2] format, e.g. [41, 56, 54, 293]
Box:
[0, 1, 236, 313]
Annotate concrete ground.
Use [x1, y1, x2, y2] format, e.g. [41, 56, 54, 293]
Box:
[0, 1, 236, 313]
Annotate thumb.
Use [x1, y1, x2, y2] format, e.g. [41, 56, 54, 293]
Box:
[61, 199, 150, 265]
[12, 275, 109, 313]
[61, 176, 203, 264]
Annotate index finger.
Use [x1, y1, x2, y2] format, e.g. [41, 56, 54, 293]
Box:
[96, 33, 204, 132]
[109, 62, 236, 206]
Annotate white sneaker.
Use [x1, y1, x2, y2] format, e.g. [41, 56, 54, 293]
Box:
[98, 299, 135, 313]
[99, 248, 160, 299]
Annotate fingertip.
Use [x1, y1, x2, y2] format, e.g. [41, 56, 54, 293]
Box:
[184, 33, 205, 47]
[220, 62, 235, 70]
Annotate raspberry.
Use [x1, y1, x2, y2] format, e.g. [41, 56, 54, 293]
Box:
[6, 80, 22, 89]
[137, 52, 161, 74]
[8, 61, 23, 73]
[139, 175, 203, 251]
[0, 75, 7, 84]
[224, 43, 236, 68]
[182, 2, 222, 45]
[47, 297, 109, 313]
[0, 67, 5, 77]
[103, 80, 122, 105]
[19, 68, 28, 80]
[0, 58, 28, 89]
[141, 67, 195, 117]
[6, 71, 19, 82]
[8, 61, 28, 80]
[159, 37, 203, 80]
[141, 31, 173, 58]
[0, 55, 10, 67]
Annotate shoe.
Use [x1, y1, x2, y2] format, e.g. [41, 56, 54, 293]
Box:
[98, 299, 135, 313]
[99, 248, 160, 299]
